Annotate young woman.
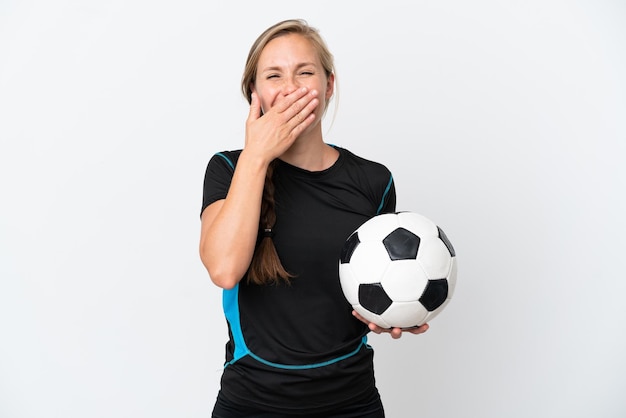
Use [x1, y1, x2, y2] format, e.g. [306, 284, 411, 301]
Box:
[200, 19, 429, 417]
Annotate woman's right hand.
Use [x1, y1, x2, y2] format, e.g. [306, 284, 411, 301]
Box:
[244, 87, 319, 163]
[200, 88, 319, 289]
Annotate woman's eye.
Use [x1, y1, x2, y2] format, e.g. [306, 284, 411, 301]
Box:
[267, 74, 279, 79]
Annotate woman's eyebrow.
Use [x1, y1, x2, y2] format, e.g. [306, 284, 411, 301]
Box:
[260, 62, 317, 73]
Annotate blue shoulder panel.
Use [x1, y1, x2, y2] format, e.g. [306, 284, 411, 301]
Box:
[215, 152, 235, 170]
[377, 174, 394, 215]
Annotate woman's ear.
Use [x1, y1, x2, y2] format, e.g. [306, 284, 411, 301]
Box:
[249, 83, 256, 103]
[325, 73, 335, 101]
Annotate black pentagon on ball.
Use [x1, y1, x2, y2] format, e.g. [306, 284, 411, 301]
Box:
[359, 283, 393, 315]
[419, 279, 449, 311]
[437, 226, 456, 257]
[340, 232, 360, 264]
[382, 227, 420, 260]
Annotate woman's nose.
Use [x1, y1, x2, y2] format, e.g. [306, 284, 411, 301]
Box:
[282, 76, 300, 95]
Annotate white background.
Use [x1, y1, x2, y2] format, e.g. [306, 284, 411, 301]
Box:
[1, 1, 625, 417]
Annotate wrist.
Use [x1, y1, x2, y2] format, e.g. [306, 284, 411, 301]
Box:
[238, 149, 271, 175]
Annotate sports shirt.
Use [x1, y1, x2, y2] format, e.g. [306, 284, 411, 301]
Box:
[201, 145, 396, 414]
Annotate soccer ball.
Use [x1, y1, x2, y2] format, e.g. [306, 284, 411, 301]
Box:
[339, 211, 457, 329]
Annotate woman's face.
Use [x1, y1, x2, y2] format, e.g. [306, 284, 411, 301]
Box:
[253, 33, 334, 120]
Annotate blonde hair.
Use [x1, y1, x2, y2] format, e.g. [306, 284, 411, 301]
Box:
[243, 19, 336, 285]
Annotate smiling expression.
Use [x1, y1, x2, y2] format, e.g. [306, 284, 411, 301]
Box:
[253, 33, 335, 123]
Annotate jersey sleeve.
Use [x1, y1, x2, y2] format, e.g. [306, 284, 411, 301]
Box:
[378, 173, 396, 214]
[200, 151, 239, 217]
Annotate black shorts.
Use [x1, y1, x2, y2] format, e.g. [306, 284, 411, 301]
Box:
[211, 390, 385, 418]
